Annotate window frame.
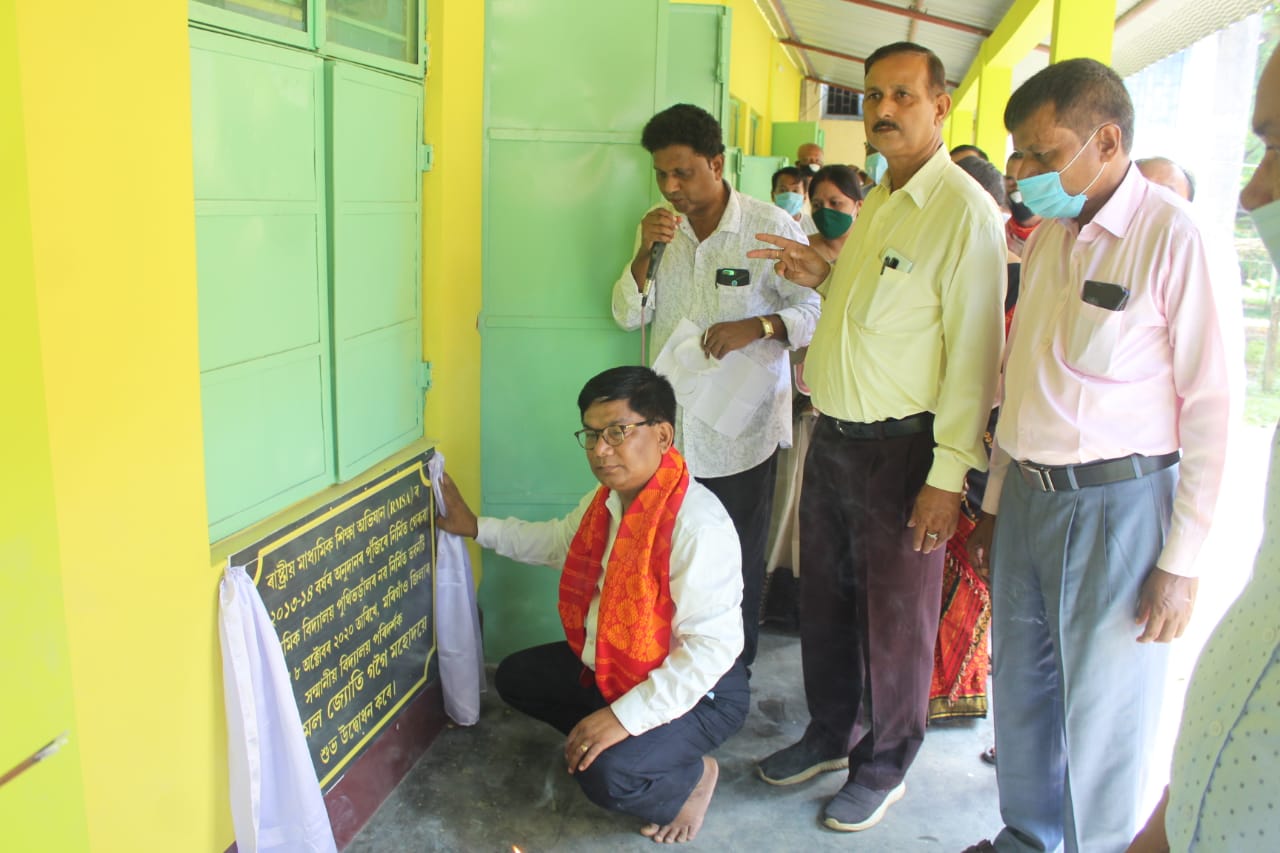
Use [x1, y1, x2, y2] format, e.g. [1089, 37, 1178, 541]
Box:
[189, 0, 427, 78]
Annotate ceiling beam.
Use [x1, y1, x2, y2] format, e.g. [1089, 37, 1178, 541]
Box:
[781, 38, 960, 88]
[950, 0, 1054, 111]
[836, 0, 992, 39]
[781, 37, 867, 65]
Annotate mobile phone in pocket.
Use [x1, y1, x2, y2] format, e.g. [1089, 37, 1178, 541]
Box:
[1081, 280, 1130, 311]
[716, 268, 751, 287]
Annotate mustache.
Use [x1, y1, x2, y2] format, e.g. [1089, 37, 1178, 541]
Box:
[873, 120, 899, 133]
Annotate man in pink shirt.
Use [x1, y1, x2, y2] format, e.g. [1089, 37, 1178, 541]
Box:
[964, 59, 1239, 853]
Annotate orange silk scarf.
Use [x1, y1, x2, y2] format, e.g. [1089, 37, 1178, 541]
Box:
[559, 446, 689, 702]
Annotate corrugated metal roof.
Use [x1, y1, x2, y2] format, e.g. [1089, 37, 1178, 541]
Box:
[761, 0, 1014, 92]
[1112, 0, 1270, 77]
[762, 0, 1269, 95]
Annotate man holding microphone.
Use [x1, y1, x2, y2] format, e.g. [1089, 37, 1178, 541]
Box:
[611, 103, 820, 670]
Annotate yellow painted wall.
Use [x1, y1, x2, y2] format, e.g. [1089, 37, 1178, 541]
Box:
[10, 1, 486, 848]
[424, 2, 485, 571]
[683, 0, 803, 144]
[819, 118, 868, 169]
[13, 1, 227, 849]
[0, 5, 90, 848]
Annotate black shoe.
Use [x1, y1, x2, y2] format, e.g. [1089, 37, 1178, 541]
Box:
[822, 781, 905, 832]
[757, 735, 848, 786]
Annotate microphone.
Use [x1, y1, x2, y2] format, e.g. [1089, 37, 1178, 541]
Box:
[642, 241, 666, 299]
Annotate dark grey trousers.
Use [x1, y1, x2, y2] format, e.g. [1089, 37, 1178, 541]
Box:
[797, 418, 944, 791]
[495, 641, 749, 825]
[698, 448, 780, 669]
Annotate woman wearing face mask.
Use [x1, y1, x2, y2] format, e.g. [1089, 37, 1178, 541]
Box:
[807, 165, 864, 263]
[760, 167, 861, 622]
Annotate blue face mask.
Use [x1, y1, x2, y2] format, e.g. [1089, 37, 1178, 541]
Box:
[773, 191, 804, 217]
[1251, 198, 1280, 269]
[865, 152, 888, 184]
[1015, 126, 1106, 219]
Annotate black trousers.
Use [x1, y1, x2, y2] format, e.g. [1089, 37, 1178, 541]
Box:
[797, 418, 943, 790]
[697, 448, 779, 668]
[495, 642, 749, 825]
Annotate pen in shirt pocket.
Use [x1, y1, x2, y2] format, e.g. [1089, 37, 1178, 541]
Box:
[880, 248, 913, 276]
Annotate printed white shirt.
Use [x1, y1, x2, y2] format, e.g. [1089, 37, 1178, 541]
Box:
[476, 478, 743, 735]
[1167, 425, 1280, 849]
[612, 187, 820, 478]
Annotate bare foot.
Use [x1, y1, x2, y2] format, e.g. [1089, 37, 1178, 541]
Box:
[639, 756, 719, 844]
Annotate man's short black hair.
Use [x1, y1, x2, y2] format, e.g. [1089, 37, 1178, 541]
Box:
[772, 166, 804, 193]
[641, 104, 725, 158]
[951, 144, 989, 161]
[1004, 58, 1135, 152]
[810, 165, 864, 203]
[955, 155, 1007, 208]
[864, 42, 947, 95]
[577, 366, 677, 425]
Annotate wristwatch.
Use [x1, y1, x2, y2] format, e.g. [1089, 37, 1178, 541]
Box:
[758, 315, 774, 339]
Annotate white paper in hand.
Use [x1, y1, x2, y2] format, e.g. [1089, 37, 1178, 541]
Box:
[653, 318, 775, 439]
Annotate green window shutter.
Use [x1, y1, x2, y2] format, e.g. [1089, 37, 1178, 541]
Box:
[327, 62, 424, 481]
[191, 29, 335, 541]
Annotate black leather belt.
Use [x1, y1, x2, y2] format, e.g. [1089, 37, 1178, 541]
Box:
[1016, 451, 1180, 493]
[825, 412, 934, 440]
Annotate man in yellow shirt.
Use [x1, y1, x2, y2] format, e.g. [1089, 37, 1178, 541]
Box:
[750, 41, 1006, 833]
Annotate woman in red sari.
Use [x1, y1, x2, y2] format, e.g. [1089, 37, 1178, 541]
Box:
[929, 154, 1023, 722]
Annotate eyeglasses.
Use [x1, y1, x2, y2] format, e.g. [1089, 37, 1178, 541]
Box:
[574, 421, 655, 449]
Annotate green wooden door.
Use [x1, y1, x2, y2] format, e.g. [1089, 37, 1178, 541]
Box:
[191, 29, 334, 541]
[480, 0, 673, 659]
[664, 4, 730, 124]
[770, 120, 825, 160]
[739, 154, 789, 203]
[328, 62, 424, 480]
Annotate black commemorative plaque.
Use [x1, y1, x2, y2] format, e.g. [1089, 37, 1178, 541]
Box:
[231, 450, 437, 790]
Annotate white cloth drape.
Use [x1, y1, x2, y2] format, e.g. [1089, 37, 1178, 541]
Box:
[219, 564, 338, 853]
[428, 452, 485, 726]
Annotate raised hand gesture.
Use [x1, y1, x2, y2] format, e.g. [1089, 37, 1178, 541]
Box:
[747, 233, 831, 289]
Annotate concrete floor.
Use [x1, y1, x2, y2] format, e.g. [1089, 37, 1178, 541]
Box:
[348, 627, 1002, 853]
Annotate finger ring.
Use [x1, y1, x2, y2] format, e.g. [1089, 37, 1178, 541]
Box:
[580, 743, 590, 753]
[926, 532, 939, 539]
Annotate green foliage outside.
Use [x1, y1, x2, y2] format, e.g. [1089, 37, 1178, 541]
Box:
[1239, 6, 1280, 427]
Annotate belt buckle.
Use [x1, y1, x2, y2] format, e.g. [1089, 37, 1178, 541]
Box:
[1027, 463, 1056, 493]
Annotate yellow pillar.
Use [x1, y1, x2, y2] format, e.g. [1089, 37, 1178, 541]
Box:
[1050, 0, 1115, 63]
[975, 65, 1012, 163]
[16, 1, 221, 848]
[948, 108, 975, 149]
[1, 4, 90, 848]
[423, 2, 485, 569]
